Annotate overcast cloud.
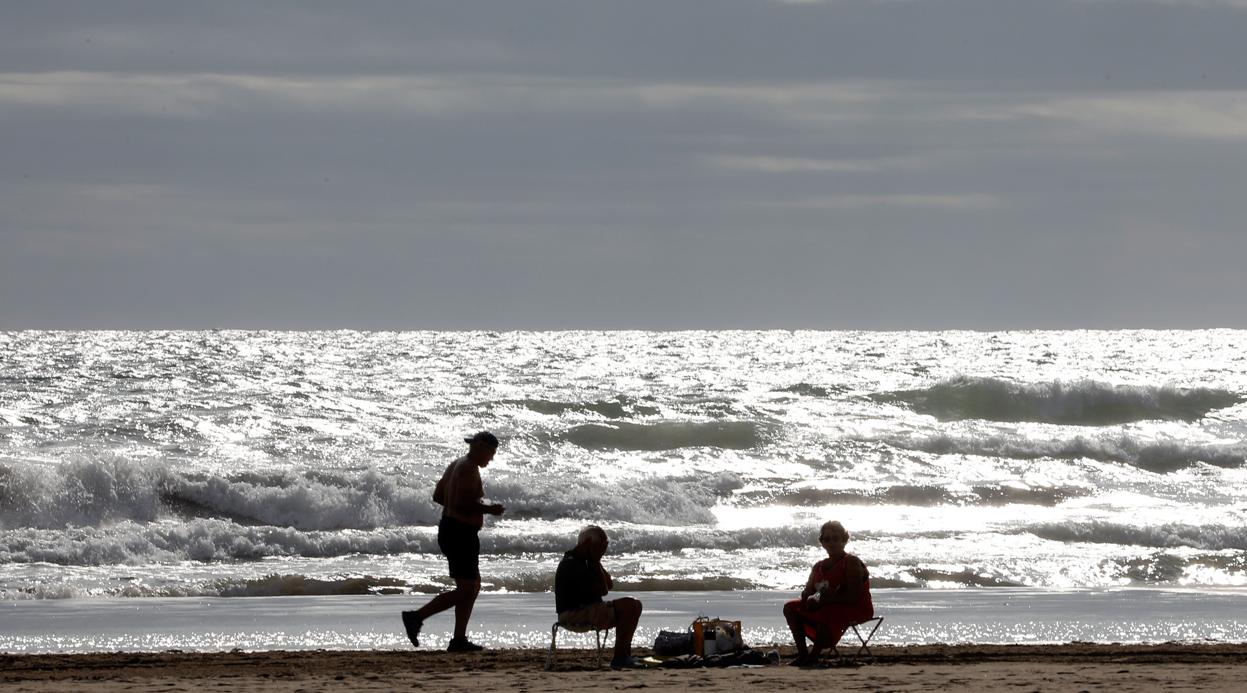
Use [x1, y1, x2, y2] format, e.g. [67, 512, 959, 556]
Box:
[3, 0, 1246, 329]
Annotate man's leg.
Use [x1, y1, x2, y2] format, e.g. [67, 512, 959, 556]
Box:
[609, 597, 643, 660]
[402, 577, 478, 648]
[451, 577, 481, 641]
[411, 583, 465, 622]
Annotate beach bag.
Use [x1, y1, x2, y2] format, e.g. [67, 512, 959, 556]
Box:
[692, 617, 744, 656]
[652, 629, 694, 656]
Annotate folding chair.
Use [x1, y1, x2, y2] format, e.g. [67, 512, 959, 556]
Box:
[544, 621, 614, 671]
[833, 616, 884, 659]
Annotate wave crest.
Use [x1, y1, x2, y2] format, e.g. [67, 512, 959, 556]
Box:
[878, 377, 1241, 425]
[888, 433, 1246, 472]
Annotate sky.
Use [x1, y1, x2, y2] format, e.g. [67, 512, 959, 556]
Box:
[3, 0, 1247, 330]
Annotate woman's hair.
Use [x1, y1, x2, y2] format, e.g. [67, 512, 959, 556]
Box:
[820, 520, 849, 542]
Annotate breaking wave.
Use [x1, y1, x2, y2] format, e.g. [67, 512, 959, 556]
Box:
[0, 458, 441, 531]
[878, 377, 1241, 425]
[0, 458, 742, 534]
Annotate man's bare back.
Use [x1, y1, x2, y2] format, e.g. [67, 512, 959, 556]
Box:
[434, 456, 488, 528]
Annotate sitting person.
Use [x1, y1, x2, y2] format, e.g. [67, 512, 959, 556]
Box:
[554, 525, 644, 669]
[783, 520, 873, 665]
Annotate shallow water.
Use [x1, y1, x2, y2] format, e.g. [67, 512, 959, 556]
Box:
[4, 588, 1246, 653]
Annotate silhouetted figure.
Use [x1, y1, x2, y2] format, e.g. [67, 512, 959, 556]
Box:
[783, 520, 873, 666]
[554, 525, 644, 669]
[402, 431, 505, 652]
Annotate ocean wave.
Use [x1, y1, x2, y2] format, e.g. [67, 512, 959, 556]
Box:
[0, 408, 34, 426]
[165, 468, 440, 531]
[216, 573, 410, 597]
[489, 473, 738, 526]
[1027, 521, 1247, 551]
[737, 484, 1085, 507]
[503, 396, 659, 419]
[0, 519, 825, 567]
[0, 457, 168, 529]
[888, 433, 1246, 472]
[562, 421, 763, 451]
[0, 458, 443, 531]
[0, 520, 439, 565]
[0, 571, 764, 600]
[772, 383, 847, 399]
[870, 568, 1029, 589]
[877, 376, 1241, 425]
[0, 458, 741, 532]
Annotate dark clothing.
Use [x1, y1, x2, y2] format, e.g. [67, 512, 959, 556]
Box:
[437, 515, 481, 580]
[554, 550, 605, 614]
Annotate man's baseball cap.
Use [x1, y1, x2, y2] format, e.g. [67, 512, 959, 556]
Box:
[464, 431, 500, 448]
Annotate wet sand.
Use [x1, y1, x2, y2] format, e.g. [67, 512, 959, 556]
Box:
[4, 643, 1247, 692]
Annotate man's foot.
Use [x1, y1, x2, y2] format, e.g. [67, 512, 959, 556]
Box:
[610, 655, 643, 670]
[400, 611, 422, 648]
[446, 637, 484, 653]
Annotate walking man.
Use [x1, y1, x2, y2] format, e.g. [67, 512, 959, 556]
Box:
[402, 431, 505, 652]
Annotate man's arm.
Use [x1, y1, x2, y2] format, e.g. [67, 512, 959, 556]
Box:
[593, 562, 612, 596]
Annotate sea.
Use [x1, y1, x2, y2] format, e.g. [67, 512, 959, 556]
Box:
[2, 329, 1246, 652]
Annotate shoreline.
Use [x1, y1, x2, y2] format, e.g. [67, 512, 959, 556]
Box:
[6, 588, 1247, 654]
[5, 644, 1247, 692]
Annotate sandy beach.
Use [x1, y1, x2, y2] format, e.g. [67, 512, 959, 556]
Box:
[4, 644, 1247, 692]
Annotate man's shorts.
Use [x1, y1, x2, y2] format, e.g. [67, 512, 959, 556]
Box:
[437, 516, 481, 581]
[557, 601, 617, 630]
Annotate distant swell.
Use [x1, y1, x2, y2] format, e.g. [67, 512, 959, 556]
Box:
[563, 421, 762, 450]
[887, 433, 1247, 472]
[878, 377, 1241, 425]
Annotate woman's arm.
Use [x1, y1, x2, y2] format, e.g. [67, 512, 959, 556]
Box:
[800, 564, 819, 600]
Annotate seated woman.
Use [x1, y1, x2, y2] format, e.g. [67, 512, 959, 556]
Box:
[783, 520, 873, 665]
